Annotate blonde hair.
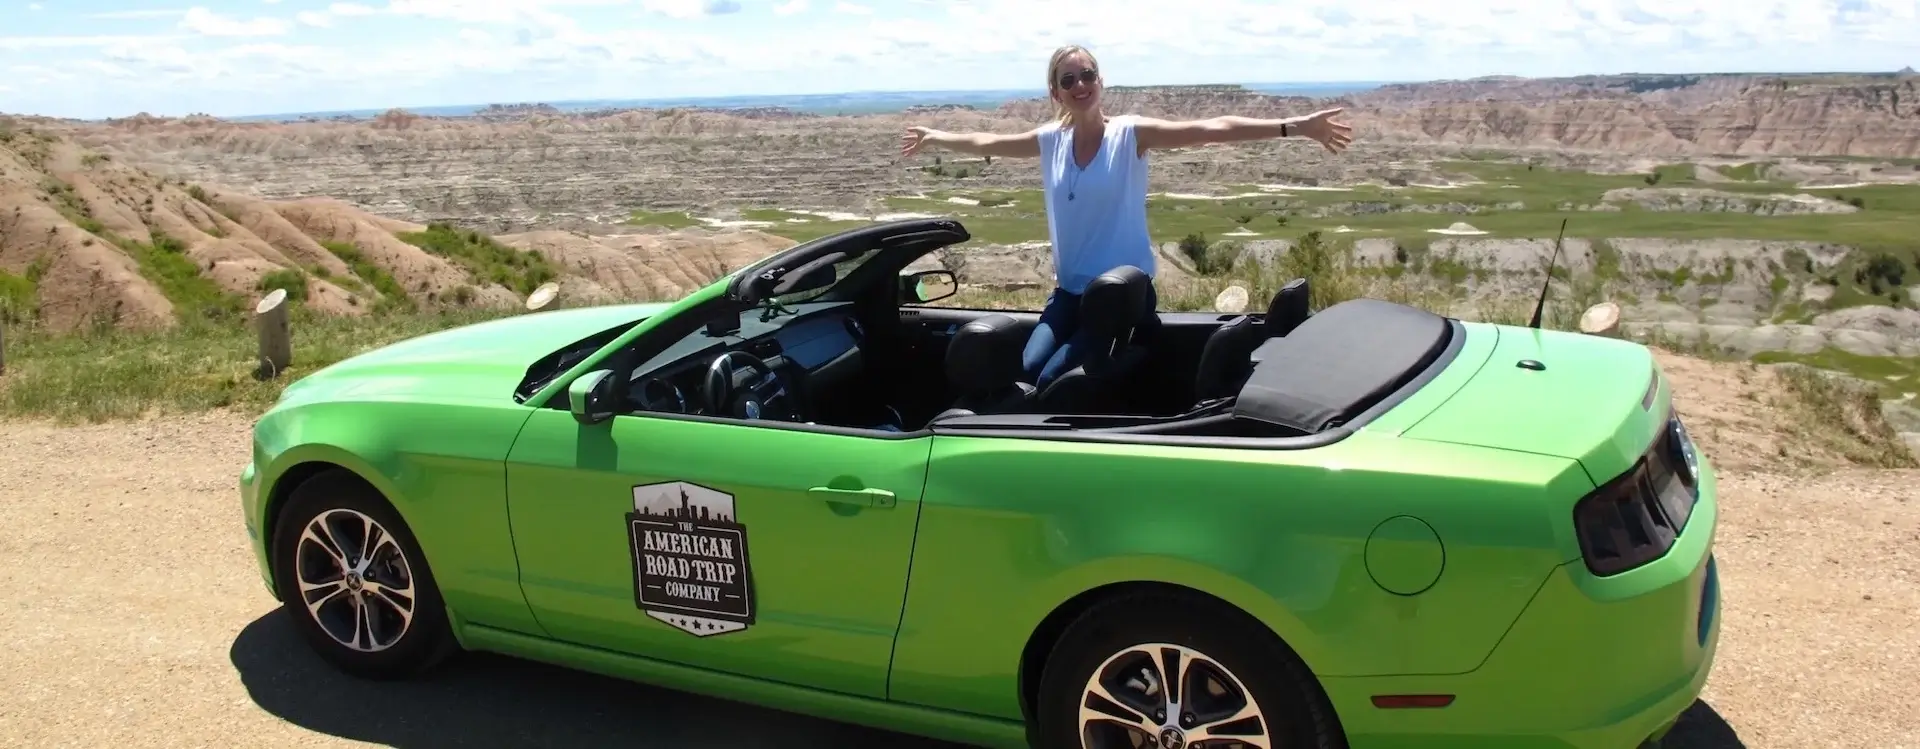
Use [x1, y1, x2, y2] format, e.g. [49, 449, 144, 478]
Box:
[1046, 44, 1099, 125]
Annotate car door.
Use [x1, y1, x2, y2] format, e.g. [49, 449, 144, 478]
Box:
[502, 405, 931, 700]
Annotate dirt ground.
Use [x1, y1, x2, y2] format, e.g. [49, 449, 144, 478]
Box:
[1, 358, 1916, 747]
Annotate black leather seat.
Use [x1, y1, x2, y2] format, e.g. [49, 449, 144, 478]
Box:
[1192, 276, 1312, 402]
[930, 314, 1035, 422]
[1033, 265, 1155, 413]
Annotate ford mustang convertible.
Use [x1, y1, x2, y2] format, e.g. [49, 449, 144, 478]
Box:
[239, 217, 1720, 749]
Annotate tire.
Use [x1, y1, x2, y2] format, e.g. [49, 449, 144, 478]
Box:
[270, 468, 458, 680]
[1032, 591, 1346, 749]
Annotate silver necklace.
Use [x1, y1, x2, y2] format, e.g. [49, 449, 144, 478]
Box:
[1066, 126, 1097, 201]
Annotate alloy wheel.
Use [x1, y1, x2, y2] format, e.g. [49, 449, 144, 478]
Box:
[293, 507, 417, 652]
[1079, 642, 1270, 749]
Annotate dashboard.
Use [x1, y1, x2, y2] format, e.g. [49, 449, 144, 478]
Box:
[626, 300, 870, 417]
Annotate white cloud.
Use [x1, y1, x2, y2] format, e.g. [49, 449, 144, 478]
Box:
[295, 3, 383, 27]
[5, 0, 1919, 120]
[637, 0, 743, 19]
[87, 9, 189, 19]
[27, 3, 42, 10]
[0, 34, 186, 50]
[179, 7, 293, 36]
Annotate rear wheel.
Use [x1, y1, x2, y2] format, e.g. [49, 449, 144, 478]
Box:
[270, 469, 457, 679]
[1033, 591, 1345, 749]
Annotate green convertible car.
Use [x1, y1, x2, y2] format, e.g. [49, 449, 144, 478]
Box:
[239, 218, 1721, 749]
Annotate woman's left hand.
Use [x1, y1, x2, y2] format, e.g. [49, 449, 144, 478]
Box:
[1293, 108, 1354, 154]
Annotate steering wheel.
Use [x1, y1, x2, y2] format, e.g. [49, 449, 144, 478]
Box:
[703, 350, 791, 421]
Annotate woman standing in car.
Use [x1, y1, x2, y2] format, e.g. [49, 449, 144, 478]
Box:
[899, 44, 1354, 389]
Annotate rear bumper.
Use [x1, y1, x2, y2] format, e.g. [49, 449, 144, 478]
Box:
[1324, 453, 1722, 749]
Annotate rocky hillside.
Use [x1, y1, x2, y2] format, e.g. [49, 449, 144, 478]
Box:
[42, 105, 1423, 230]
[37, 71, 1920, 232]
[1354, 74, 1920, 158]
[0, 123, 793, 331]
[994, 73, 1920, 159]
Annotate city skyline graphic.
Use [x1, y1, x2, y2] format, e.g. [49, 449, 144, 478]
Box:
[632, 481, 735, 523]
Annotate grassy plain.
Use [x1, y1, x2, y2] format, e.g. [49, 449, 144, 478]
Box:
[628, 159, 1920, 252]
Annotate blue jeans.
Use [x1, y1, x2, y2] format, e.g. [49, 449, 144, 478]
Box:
[1021, 282, 1158, 389]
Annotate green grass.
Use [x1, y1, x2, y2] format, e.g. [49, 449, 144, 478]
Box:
[626, 209, 702, 229]
[740, 208, 815, 223]
[256, 268, 309, 302]
[0, 308, 517, 423]
[713, 163, 1920, 259]
[396, 222, 559, 296]
[108, 231, 249, 324]
[1713, 162, 1767, 181]
[1768, 362, 1919, 468]
[321, 241, 412, 311]
[1754, 348, 1920, 401]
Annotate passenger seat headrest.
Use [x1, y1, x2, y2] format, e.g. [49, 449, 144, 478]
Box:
[1079, 265, 1152, 340]
[946, 314, 1026, 392]
[1266, 277, 1311, 336]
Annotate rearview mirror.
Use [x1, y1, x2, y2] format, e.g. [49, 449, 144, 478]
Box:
[570, 369, 620, 425]
[901, 269, 958, 304]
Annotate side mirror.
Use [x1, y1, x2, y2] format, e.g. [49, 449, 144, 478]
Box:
[900, 269, 958, 304]
[569, 369, 620, 425]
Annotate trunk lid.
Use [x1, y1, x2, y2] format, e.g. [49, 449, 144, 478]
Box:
[1399, 324, 1671, 482]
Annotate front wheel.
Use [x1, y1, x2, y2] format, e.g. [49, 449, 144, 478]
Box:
[1033, 592, 1346, 749]
[270, 468, 458, 680]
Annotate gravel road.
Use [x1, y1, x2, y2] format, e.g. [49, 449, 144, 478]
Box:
[1, 410, 1913, 749]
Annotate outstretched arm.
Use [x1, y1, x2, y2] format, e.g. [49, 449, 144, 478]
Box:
[901, 126, 1044, 159]
[1135, 108, 1353, 154]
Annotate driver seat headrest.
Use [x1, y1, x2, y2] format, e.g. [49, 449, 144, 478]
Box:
[946, 314, 1027, 393]
[1078, 265, 1153, 341]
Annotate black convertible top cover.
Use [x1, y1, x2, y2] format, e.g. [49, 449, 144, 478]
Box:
[1232, 298, 1454, 434]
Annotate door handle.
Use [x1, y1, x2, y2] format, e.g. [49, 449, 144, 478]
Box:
[807, 486, 897, 508]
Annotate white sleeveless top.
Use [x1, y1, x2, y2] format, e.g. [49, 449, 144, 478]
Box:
[1036, 115, 1156, 295]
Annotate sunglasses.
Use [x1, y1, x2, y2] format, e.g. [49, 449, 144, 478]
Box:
[1057, 69, 1097, 90]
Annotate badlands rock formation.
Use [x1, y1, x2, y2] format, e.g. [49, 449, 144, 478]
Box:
[1347, 73, 1920, 158]
[0, 125, 792, 331]
[32, 72, 1918, 234]
[1009, 73, 1920, 158]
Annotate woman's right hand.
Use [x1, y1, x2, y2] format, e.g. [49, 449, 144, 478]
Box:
[900, 126, 934, 158]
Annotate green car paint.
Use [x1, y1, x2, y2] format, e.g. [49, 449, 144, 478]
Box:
[240, 219, 1720, 749]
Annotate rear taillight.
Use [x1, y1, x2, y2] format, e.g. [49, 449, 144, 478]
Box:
[1572, 411, 1702, 576]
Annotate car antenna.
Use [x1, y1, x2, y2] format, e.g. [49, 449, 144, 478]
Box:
[1527, 217, 1569, 330]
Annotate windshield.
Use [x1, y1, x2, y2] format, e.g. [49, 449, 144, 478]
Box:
[765, 248, 878, 306]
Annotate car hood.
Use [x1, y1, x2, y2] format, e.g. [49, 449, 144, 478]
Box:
[277, 302, 674, 407]
[1400, 323, 1668, 482]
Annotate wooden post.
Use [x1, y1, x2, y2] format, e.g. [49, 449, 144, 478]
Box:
[526, 281, 561, 313]
[1, 322, 7, 376]
[1214, 284, 1250, 314]
[1579, 302, 1622, 338]
[255, 288, 291, 380]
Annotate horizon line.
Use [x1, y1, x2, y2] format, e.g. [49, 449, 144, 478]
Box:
[211, 80, 1397, 122]
[27, 66, 1913, 122]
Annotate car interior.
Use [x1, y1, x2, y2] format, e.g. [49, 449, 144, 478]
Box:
[529, 218, 1463, 443]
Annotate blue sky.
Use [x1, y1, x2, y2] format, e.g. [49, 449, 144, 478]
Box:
[2, 0, 1915, 120]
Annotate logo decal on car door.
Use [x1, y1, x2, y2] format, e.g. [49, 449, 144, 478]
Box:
[627, 481, 757, 637]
